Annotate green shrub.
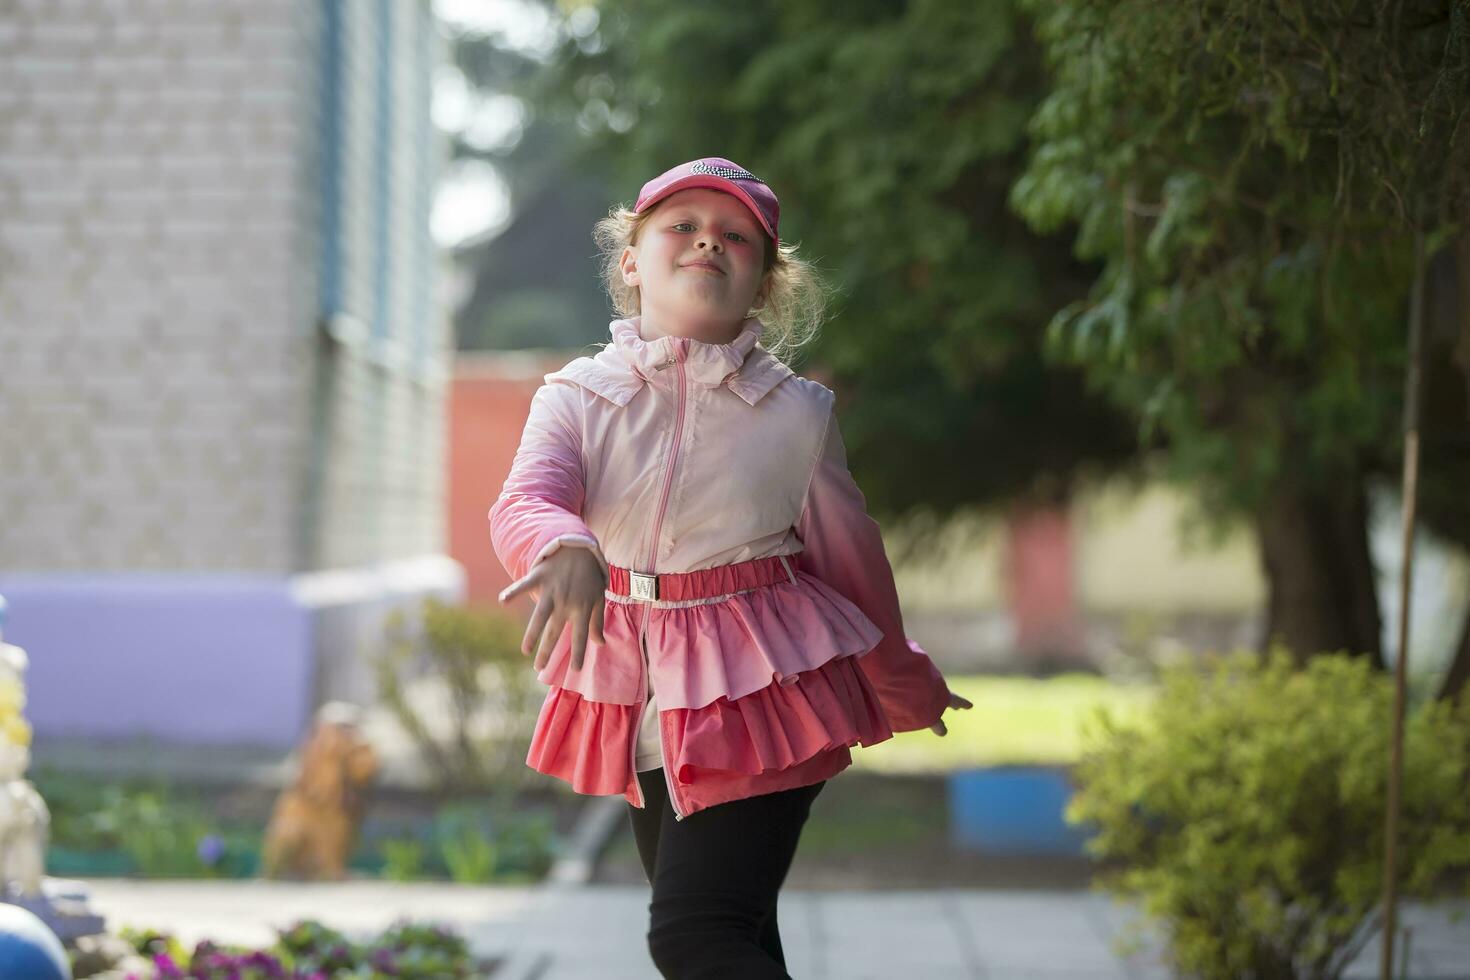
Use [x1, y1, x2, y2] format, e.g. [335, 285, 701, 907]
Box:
[484, 802, 556, 880]
[377, 599, 545, 795]
[380, 839, 427, 881]
[84, 785, 216, 878]
[1069, 648, 1470, 979]
[373, 798, 556, 883]
[435, 803, 498, 884]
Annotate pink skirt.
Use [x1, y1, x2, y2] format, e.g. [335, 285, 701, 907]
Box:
[523, 554, 896, 815]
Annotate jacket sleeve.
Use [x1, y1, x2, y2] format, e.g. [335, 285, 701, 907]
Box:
[488, 380, 609, 585]
[793, 406, 951, 733]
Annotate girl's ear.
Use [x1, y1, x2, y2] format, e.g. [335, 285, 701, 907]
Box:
[619, 246, 640, 286]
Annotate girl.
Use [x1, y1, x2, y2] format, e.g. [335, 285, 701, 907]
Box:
[491, 157, 972, 979]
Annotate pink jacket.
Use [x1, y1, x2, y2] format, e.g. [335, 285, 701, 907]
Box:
[489, 315, 951, 820]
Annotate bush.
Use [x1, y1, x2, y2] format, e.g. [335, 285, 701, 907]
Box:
[1069, 648, 1470, 980]
[36, 773, 258, 879]
[373, 798, 557, 883]
[376, 599, 545, 795]
[435, 803, 498, 884]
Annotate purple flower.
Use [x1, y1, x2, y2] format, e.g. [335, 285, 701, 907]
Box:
[197, 834, 226, 866]
[244, 950, 287, 977]
[152, 952, 184, 979]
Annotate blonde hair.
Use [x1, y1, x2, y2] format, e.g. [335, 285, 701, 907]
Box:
[592, 205, 830, 363]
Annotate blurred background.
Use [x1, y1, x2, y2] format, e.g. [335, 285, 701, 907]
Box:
[0, 0, 1468, 943]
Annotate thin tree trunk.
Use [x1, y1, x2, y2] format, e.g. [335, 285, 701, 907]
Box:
[1255, 474, 1385, 669]
[1381, 215, 1428, 980]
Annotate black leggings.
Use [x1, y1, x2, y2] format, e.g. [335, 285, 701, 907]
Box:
[626, 767, 826, 979]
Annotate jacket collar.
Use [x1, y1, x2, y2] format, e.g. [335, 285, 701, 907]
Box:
[547, 316, 793, 407]
[612, 315, 761, 386]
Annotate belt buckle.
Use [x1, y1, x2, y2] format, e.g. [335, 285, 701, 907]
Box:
[629, 571, 659, 601]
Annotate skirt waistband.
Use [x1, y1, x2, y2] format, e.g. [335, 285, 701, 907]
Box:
[607, 554, 798, 602]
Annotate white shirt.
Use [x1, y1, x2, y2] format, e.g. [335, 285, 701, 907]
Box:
[635, 675, 662, 772]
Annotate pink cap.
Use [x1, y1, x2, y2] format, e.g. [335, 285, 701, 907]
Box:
[633, 157, 780, 242]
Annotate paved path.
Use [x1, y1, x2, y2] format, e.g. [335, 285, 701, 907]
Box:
[79, 879, 1470, 978]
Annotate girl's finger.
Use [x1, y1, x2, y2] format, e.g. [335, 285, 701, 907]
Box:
[501, 566, 544, 604]
[533, 610, 566, 673]
[521, 593, 553, 657]
[569, 612, 589, 672]
[591, 599, 606, 646]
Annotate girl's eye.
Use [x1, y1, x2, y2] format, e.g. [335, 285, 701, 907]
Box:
[673, 222, 695, 232]
[724, 232, 747, 243]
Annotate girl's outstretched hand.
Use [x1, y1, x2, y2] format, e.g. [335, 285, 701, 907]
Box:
[498, 548, 608, 672]
[928, 691, 974, 736]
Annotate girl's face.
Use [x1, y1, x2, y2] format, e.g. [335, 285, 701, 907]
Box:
[619, 188, 771, 343]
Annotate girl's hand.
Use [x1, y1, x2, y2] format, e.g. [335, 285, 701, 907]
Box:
[498, 548, 608, 672]
[928, 691, 974, 736]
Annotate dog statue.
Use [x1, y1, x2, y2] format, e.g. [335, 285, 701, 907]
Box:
[261, 702, 379, 880]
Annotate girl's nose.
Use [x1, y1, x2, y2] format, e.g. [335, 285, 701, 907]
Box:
[697, 237, 723, 253]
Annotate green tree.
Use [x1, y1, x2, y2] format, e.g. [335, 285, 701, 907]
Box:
[522, 0, 1139, 525]
[1012, 0, 1470, 670]
[445, 18, 616, 351]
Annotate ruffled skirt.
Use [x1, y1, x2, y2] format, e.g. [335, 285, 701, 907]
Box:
[523, 562, 896, 799]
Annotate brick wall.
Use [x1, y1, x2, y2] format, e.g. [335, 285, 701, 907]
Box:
[308, 0, 449, 571]
[0, 0, 447, 574]
[0, 0, 456, 747]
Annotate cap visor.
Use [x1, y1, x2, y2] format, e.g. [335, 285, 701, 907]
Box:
[636, 175, 777, 241]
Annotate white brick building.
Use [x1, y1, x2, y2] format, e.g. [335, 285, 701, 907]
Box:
[0, 0, 459, 748]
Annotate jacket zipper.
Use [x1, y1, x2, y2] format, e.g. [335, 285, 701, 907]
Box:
[630, 340, 689, 821]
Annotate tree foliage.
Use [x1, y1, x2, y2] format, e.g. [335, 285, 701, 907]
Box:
[526, 0, 1140, 521]
[1013, 0, 1469, 526]
[1012, 0, 1470, 664]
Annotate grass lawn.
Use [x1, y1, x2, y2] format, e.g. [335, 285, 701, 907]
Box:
[849, 672, 1158, 775]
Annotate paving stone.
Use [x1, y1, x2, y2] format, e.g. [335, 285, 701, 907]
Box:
[76, 878, 1470, 977]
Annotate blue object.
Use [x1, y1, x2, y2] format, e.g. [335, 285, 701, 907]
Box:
[0, 902, 71, 980]
[948, 766, 1093, 856]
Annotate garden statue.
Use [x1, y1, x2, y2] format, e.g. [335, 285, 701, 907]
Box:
[0, 599, 49, 899]
[262, 701, 380, 880]
[0, 594, 105, 944]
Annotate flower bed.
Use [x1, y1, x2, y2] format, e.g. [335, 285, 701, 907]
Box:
[73, 918, 497, 980]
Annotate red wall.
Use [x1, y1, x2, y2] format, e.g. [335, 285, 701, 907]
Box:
[1005, 503, 1085, 664]
[448, 350, 580, 608]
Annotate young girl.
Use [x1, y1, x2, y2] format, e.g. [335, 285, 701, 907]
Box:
[490, 157, 971, 979]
